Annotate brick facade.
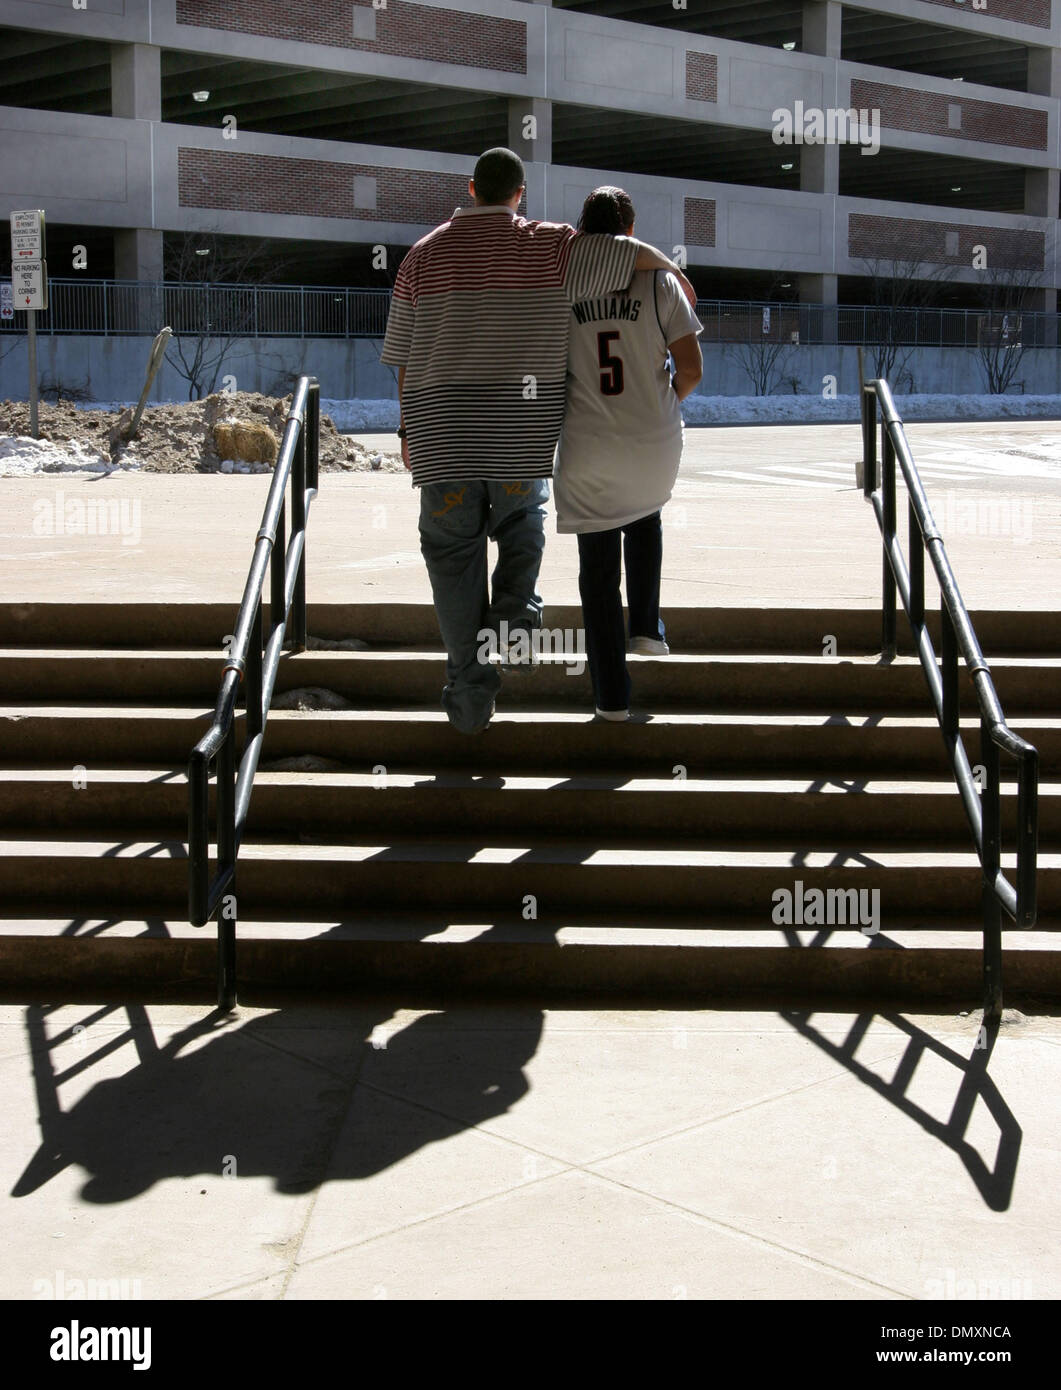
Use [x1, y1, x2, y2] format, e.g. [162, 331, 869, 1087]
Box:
[849, 213, 1044, 271]
[851, 79, 1048, 152]
[684, 197, 716, 247]
[916, 0, 1049, 28]
[175, 0, 527, 75]
[685, 52, 718, 104]
[178, 148, 469, 226]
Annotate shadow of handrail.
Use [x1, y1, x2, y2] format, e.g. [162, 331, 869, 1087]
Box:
[779, 1002, 1019, 1211]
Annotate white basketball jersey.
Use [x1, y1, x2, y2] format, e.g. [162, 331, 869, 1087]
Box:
[554, 268, 702, 534]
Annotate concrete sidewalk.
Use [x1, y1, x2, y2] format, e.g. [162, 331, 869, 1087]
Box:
[1, 998, 1057, 1300]
[1, 421, 1058, 613]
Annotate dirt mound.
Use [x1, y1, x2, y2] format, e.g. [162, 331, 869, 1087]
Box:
[0, 392, 403, 474]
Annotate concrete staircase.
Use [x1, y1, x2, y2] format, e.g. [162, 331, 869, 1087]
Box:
[1, 601, 1058, 1004]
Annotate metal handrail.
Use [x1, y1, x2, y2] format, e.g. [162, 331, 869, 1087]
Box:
[860, 377, 1038, 1018]
[188, 375, 320, 1009]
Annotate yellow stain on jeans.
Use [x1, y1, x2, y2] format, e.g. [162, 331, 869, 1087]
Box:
[431, 487, 467, 517]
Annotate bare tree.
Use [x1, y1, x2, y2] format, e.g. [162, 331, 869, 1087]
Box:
[975, 263, 1038, 395]
[163, 232, 289, 400]
[857, 257, 956, 386]
[725, 337, 796, 395]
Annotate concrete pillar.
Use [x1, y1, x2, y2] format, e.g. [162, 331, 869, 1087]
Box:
[802, 0, 842, 58]
[114, 229, 165, 331]
[114, 228, 164, 283]
[1024, 166, 1059, 218]
[799, 272, 838, 344]
[508, 98, 552, 219]
[111, 43, 161, 121]
[800, 140, 839, 197]
[1027, 45, 1061, 97]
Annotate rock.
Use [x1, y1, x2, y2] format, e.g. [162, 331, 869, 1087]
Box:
[220, 458, 234, 474]
[213, 419, 278, 465]
[271, 686, 354, 711]
[305, 635, 369, 651]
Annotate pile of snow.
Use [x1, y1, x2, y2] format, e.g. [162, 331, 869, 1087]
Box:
[217, 458, 273, 474]
[0, 435, 141, 477]
[680, 392, 1061, 425]
[320, 399, 400, 432]
[319, 393, 1061, 431]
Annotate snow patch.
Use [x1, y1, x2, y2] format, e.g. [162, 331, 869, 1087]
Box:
[0, 434, 141, 477]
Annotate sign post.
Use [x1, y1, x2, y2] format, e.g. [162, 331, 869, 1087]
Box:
[10, 210, 48, 438]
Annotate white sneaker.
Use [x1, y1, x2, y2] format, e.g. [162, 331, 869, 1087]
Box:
[628, 636, 669, 656]
[595, 707, 630, 722]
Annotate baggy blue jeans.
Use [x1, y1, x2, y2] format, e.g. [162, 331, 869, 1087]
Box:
[576, 510, 665, 712]
[418, 477, 550, 732]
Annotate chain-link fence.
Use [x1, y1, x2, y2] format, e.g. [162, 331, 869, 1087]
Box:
[1, 279, 1056, 348]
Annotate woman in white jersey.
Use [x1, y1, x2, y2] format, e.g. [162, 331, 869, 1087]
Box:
[554, 187, 703, 720]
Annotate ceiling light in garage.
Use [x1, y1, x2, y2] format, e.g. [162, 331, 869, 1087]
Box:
[951, 186, 962, 192]
[195, 247, 211, 256]
[192, 90, 210, 102]
[781, 162, 794, 171]
[782, 41, 796, 50]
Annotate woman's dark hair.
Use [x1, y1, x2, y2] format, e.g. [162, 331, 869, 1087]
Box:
[577, 186, 635, 235]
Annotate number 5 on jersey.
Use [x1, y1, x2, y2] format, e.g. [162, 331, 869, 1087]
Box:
[597, 331, 624, 396]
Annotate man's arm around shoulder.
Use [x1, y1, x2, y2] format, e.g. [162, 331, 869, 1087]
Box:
[632, 242, 697, 307]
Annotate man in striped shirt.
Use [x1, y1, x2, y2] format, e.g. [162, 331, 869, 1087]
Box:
[381, 147, 694, 734]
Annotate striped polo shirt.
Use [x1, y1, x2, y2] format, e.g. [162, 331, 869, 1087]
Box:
[380, 205, 640, 487]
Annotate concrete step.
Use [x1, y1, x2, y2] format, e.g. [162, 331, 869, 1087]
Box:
[0, 838, 1058, 920]
[2, 707, 1057, 775]
[1, 649, 1058, 713]
[2, 768, 1058, 846]
[2, 915, 1059, 1002]
[3, 601, 1059, 657]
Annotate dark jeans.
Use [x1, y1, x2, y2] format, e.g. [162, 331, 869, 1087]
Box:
[576, 510, 665, 712]
[418, 478, 549, 732]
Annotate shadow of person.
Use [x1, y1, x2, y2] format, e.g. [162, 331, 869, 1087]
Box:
[13, 997, 543, 1204]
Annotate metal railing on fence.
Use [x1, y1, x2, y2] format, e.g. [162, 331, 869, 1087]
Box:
[2, 279, 1056, 349]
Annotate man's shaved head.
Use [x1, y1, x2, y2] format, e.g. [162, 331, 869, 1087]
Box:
[472, 147, 525, 206]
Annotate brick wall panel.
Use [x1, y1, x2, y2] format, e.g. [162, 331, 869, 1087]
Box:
[849, 213, 1044, 271]
[684, 197, 716, 247]
[685, 52, 718, 103]
[915, 0, 1049, 29]
[179, 147, 469, 226]
[851, 79, 1048, 152]
[176, 0, 527, 75]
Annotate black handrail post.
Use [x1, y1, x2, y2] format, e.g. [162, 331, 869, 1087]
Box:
[861, 384, 876, 497]
[909, 497, 924, 634]
[941, 602, 959, 745]
[291, 420, 307, 653]
[307, 378, 320, 492]
[271, 500, 286, 636]
[246, 598, 264, 746]
[217, 727, 237, 1011]
[981, 719, 1003, 1020]
[881, 426, 897, 659]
